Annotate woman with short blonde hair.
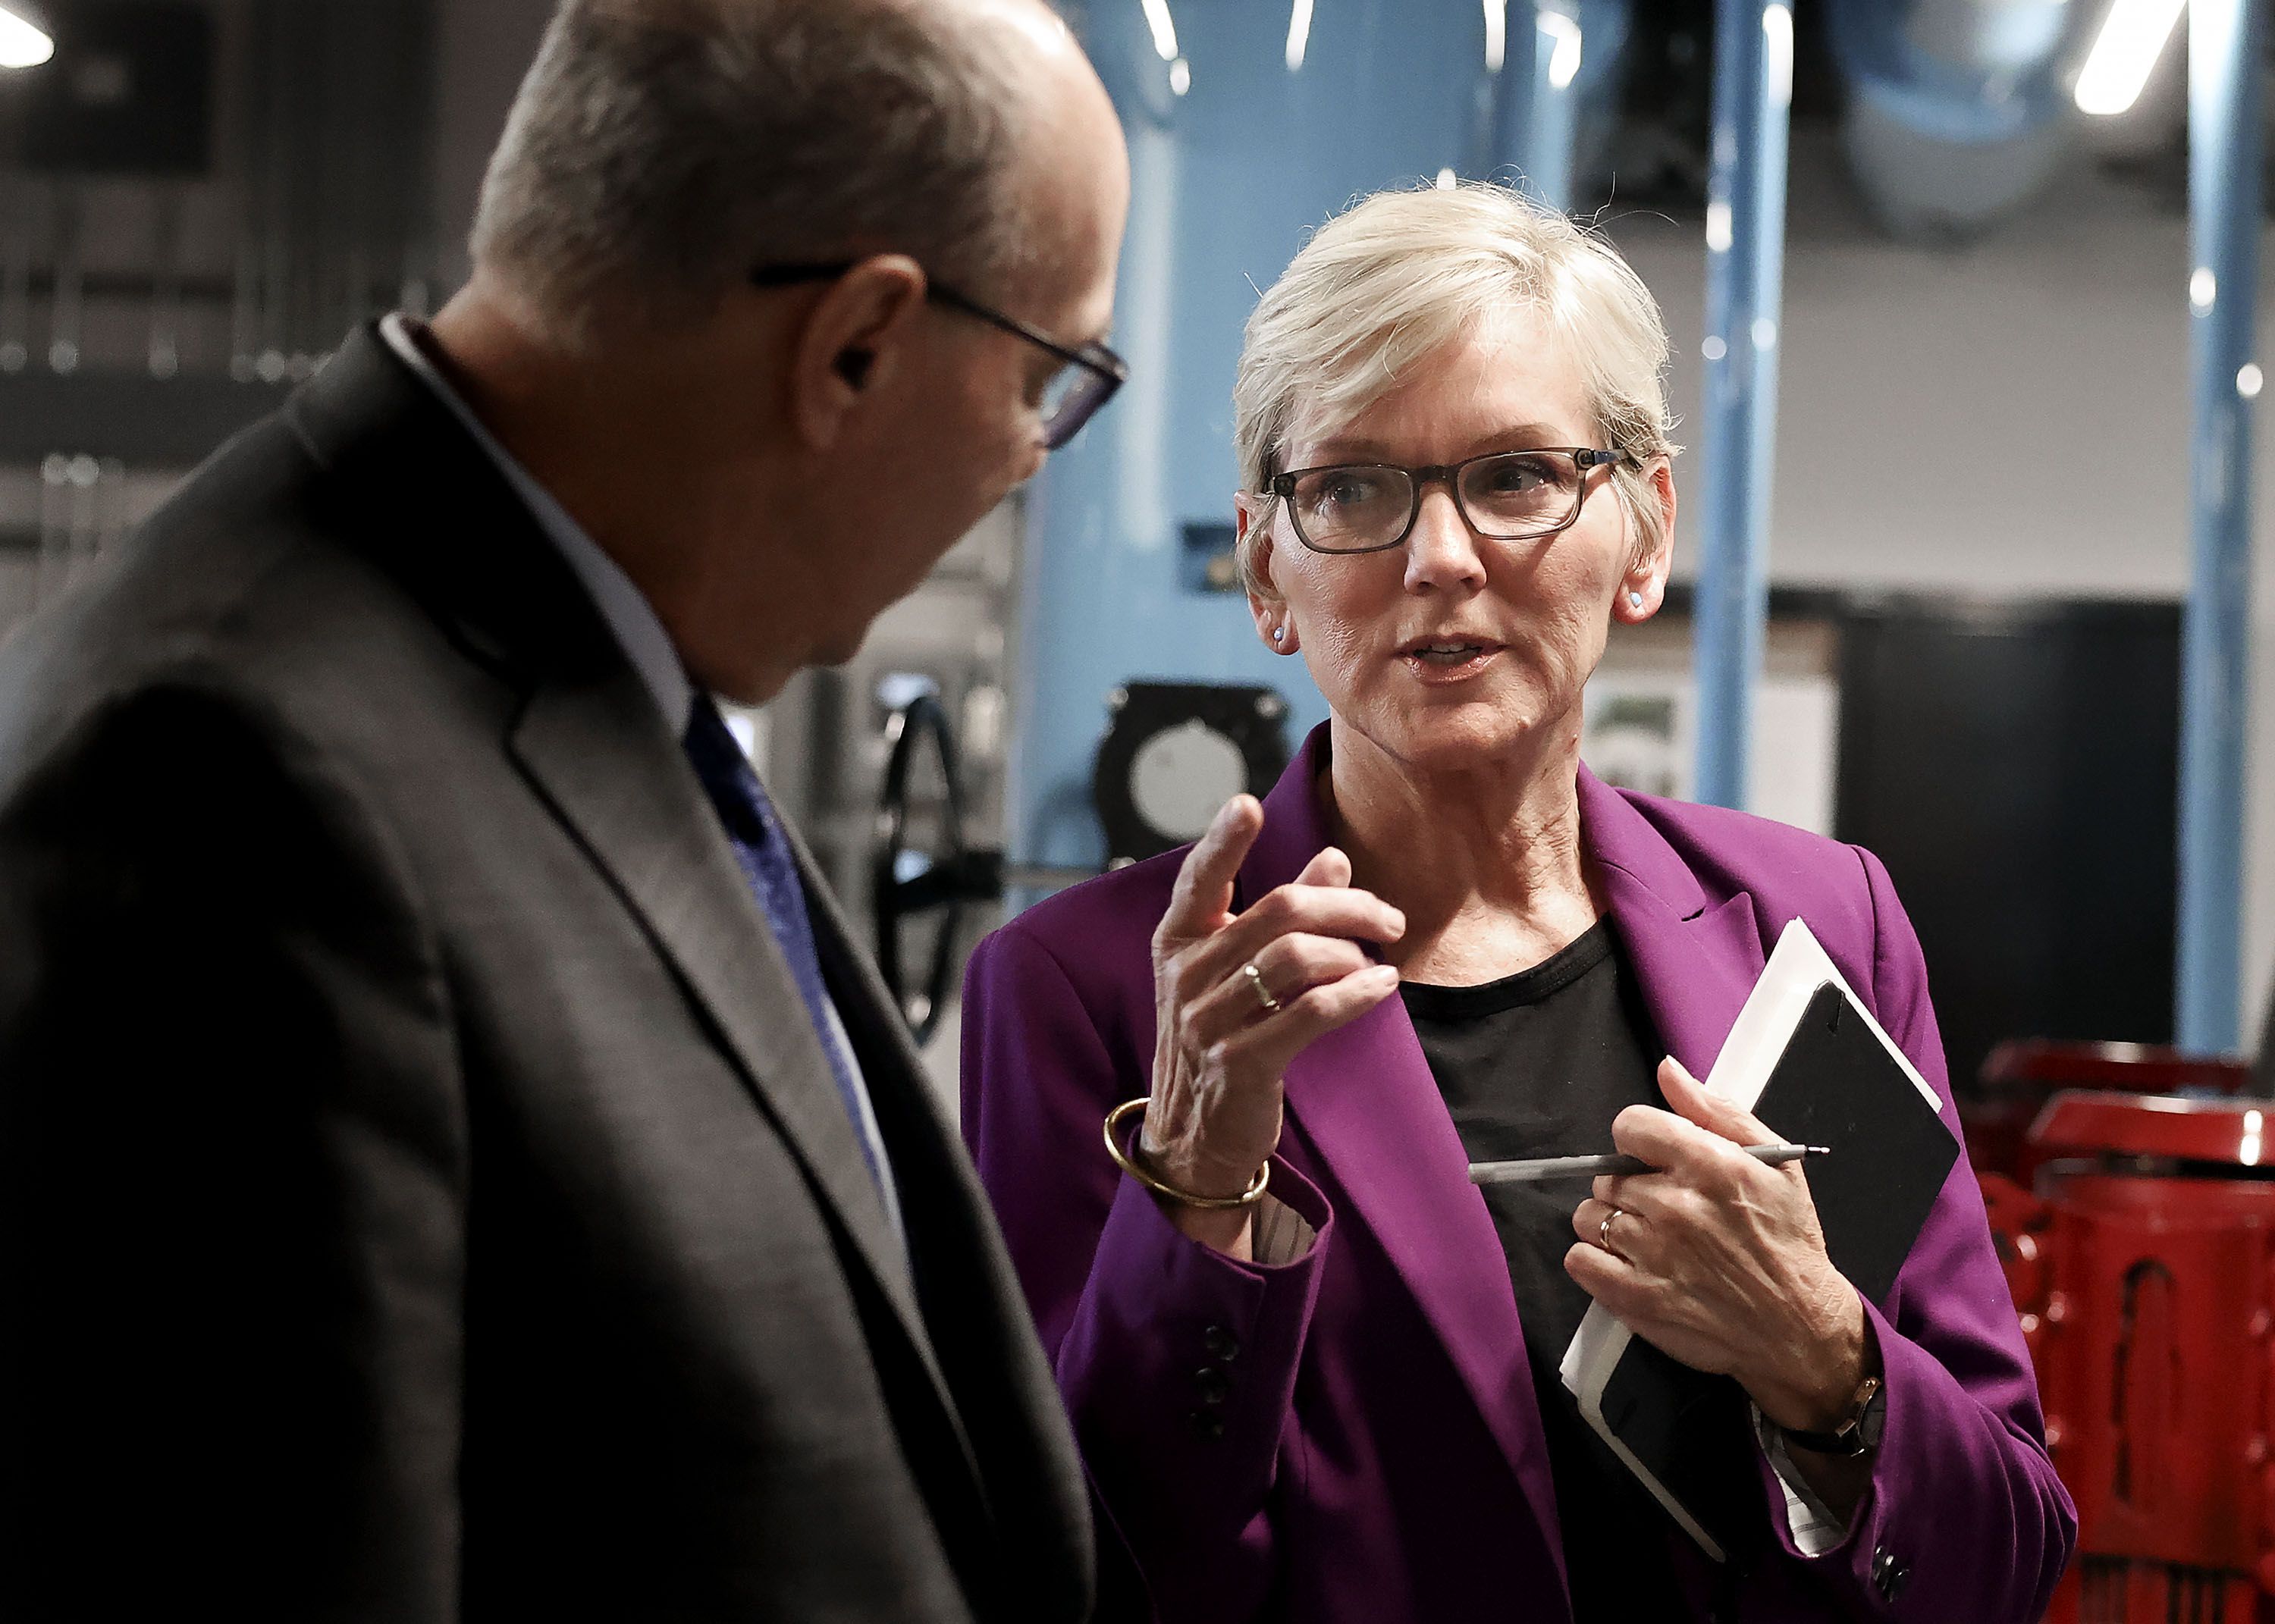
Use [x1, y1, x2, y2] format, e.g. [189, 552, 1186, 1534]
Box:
[1233, 183, 1679, 591]
[964, 183, 2073, 1622]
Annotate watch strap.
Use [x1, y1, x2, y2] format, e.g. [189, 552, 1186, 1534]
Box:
[1778, 1375, 1884, 1457]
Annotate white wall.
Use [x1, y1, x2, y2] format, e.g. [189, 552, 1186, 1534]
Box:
[1608, 132, 2275, 1046]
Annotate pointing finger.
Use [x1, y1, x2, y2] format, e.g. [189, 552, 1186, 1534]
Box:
[1158, 795, 1263, 947]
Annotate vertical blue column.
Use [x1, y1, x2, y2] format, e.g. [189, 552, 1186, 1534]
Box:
[1527, 7, 1581, 211]
[1690, 1, 1792, 810]
[2176, 0, 2264, 1055]
[1009, 2, 1493, 881]
[1482, 4, 1627, 212]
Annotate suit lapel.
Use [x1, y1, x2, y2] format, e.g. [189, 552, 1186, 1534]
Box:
[507, 657, 967, 1386]
[1244, 736, 1778, 1602]
[795, 817, 1096, 1616]
[1283, 1002, 1575, 1599]
[287, 328, 967, 1441]
[1576, 767, 1768, 1077]
[1241, 735, 1571, 1606]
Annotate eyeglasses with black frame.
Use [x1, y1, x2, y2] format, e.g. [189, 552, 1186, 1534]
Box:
[1267, 447, 1627, 555]
[750, 261, 1128, 450]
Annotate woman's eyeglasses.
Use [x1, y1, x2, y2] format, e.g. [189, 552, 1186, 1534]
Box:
[1267, 448, 1625, 555]
[750, 262, 1127, 450]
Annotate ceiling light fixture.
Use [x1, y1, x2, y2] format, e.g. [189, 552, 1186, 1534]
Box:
[0, 5, 54, 70]
[1286, 0, 1313, 71]
[1764, 4, 1793, 108]
[1539, 11, 1583, 91]
[2074, 0, 2187, 116]
[1138, 0, 1178, 64]
[1484, 0, 1508, 74]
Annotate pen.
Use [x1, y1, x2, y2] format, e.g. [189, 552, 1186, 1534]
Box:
[1466, 1143, 1831, 1185]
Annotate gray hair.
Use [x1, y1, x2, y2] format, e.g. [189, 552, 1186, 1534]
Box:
[470, 0, 1040, 342]
[1234, 181, 1680, 598]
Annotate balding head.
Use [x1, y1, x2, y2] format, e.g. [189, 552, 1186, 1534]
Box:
[469, 0, 1111, 344]
[433, 0, 1125, 704]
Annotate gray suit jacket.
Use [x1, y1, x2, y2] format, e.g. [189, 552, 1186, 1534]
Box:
[0, 325, 1092, 1622]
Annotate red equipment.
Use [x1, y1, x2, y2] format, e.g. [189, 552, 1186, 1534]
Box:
[1971, 1039, 2251, 1187]
[1968, 1044, 2268, 1624]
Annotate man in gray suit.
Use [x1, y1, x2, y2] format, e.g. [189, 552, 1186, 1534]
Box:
[0, 1, 1128, 1617]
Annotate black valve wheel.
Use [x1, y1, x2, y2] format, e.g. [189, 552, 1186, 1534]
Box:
[874, 692, 1005, 1046]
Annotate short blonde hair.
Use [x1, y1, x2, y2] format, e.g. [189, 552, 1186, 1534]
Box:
[1232, 181, 1680, 598]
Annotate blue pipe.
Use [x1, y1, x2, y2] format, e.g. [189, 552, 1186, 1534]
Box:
[1823, 0, 2081, 244]
[1690, 1, 1792, 810]
[1527, 7, 1580, 211]
[1011, 1, 1499, 879]
[1480, 3, 1630, 209]
[2176, 0, 2264, 1055]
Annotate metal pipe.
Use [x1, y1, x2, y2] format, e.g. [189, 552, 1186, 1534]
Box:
[1527, 6, 1583, 209]
[2175, 0, 2264, 1055]
[1690, 0, 1793, 810]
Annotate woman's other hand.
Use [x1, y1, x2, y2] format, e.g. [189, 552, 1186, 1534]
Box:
[1565, 1057, 1875, 1441]
[1143, 795, 1407, 1257]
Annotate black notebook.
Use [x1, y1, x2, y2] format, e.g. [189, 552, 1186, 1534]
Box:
[1558, 919, 1962, 1560]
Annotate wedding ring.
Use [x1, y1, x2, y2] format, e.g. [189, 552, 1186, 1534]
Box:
[1243, 960, 1282, 1014]
[1599, 1208, 1626, 1260]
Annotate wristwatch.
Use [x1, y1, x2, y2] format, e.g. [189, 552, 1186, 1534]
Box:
[1778, 1375, 1886, 1458]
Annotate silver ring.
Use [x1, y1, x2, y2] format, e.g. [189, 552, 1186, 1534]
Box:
[1243, 961, 1282, 1014]
[1599, 1208, 1625, 1259]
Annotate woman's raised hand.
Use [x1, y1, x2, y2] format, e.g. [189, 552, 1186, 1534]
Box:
[1141, 795, 1406, 1255]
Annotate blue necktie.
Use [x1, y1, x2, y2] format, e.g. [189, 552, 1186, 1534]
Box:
[683, 694, 883, 1187]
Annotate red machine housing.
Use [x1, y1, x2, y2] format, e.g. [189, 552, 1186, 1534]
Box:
[1967, 1046, 2270, 1623]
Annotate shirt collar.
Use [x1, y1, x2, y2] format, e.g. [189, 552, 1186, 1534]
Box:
[378, 312, 695, 735]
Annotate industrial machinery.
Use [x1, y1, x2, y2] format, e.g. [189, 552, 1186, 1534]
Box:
[871, 678, 1291, 1042]
[1090, 681, 1291, 864]
[1971, 1047, 2273, 1623]
[872, 690, 1003, 1046]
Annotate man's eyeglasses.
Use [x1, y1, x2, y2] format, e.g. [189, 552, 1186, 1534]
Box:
[750, 262, 1127, 450]
[1266, 448, 1627, 555]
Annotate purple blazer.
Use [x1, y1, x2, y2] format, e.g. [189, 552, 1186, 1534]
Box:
[962, 728, 2076, 1623]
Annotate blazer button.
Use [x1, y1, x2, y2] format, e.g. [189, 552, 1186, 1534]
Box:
[1871, 1547, 1909, 1604]
[1202, 1324, 1240, 1362]
[1194, 1366, 1230, 1406]
[1188, 1409, 1226, 1440]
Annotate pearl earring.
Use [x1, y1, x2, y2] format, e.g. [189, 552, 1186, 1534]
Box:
[1272, 624, 1286, 643]
[1627, 591, 1645, 610]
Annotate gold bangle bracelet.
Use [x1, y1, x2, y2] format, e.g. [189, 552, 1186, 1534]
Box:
[1102, 1098, 1271, 1210]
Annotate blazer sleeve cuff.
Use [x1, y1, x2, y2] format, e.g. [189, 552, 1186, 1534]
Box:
[1756, 1294, 2066, 1622]
[1054, 1155, 1333, 1547]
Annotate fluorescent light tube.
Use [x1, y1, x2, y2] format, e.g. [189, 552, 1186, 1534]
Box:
[1286, 0, 1313, 71]
[2075, 0, 2187, 116]
[1539, 11, 1582, 90]
[1139, 0, 1178, 64]
[1765, 4, 1793, 109]
[0, 5, 54, 70]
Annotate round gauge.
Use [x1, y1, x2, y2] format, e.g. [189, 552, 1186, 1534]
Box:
[1092, 682, 1292, 863]
[1129, 719, 1247, 841]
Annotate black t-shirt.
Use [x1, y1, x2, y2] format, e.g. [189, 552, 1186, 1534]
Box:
[1401, 919, 1691, 1621]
